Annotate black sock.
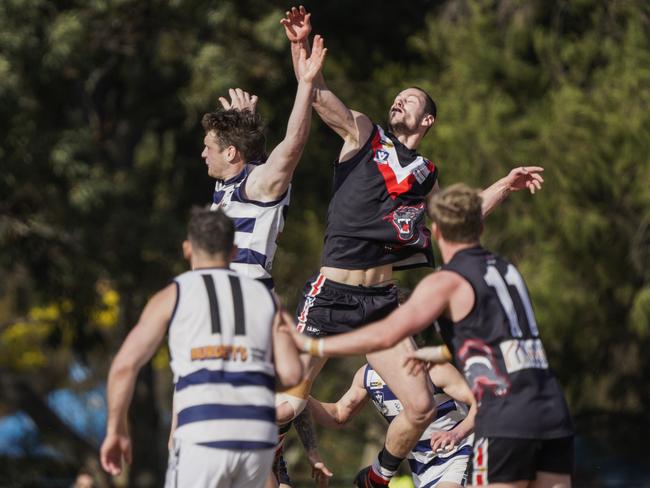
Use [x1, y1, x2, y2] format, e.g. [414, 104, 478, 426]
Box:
[378, 446, 403, 472]
[370, 445, 403, 482]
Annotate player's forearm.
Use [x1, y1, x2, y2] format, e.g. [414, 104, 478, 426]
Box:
[313, 318, 404, 357]
[283, 80, 314, 156]
[480, 176, 511, 216]
[307, 397, 347, 429]
[105, 364, 137, 435]
[449, 415, 474, 442]
[294, 407, 320, 451]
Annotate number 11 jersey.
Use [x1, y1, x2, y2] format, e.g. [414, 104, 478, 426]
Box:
[437, 246, 574, 440]
[168, 267, 278, 449]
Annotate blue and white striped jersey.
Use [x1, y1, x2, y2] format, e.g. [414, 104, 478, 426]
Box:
[364, 365, 473, 487]
[169, 267, 277, 449]
[211, 163, 290, 289]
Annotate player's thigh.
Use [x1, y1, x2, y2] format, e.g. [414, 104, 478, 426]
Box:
[233, 448, 275, 488]
[276, 356, 328, 423]
[366, 337, 434, 413]
[533, 436, 573, 487]
[529, 472, 571, 488]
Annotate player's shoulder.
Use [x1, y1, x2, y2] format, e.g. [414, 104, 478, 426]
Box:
[423, 269, 468, 291]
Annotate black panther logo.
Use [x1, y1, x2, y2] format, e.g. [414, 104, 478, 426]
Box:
[383, 203, 425, 242]
[458, 339, 510, 403]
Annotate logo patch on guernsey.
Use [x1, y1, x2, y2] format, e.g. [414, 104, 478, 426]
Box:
[371, 126, 435, 199]
[372, 391, 390, 416]
[383, 203, 426, 242]
[374, 149, 390, 163]
[458, 339, 510, 403]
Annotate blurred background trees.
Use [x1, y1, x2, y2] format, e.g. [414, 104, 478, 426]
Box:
[1, 0, 649, 486]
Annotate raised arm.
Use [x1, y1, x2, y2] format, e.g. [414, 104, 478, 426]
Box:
[308, 365, 369, 429]
[281, 6, 373, 160]
[246, 35, 327, 202]
[100, 284, 176, 476]
[427, 363, 477, 451]
[480, 166, 544, 216]
[426, 166, 544, 219]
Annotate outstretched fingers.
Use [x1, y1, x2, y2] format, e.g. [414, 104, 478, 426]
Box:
[309, 35, 327, 69]
[509, 165, 545, 194]
[280, 5, 312, 42]
[219, 88, 258, 113]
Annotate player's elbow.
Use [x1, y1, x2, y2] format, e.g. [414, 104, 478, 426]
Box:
[333, 411, 350, 428]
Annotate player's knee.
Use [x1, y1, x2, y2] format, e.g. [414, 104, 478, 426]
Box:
[275, 393, 308, 424]
[403, 392, 436, 426]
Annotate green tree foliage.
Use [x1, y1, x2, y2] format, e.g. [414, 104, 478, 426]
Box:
[1, 0, 649, 485]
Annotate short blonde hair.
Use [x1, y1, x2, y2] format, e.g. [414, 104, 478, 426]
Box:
[429, 183, 483, 243]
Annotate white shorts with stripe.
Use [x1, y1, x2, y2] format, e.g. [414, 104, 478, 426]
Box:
[164, 438, 274, 488]
[411, 449, 470, 487]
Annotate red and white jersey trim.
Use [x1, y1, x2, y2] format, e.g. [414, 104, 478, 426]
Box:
[371, 126, 435, 200]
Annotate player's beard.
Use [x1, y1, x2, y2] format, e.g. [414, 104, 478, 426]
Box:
[387, 110, 417, 136]
[388, 119, 411, 136]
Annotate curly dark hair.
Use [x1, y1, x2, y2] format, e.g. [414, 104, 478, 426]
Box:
[201, 109, 266, 163]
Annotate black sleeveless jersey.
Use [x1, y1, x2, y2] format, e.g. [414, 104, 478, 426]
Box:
[321, 125, 438, 270]
[437, 246, 574, 439]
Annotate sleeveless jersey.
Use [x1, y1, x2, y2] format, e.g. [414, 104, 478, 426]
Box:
[211, 163, 290, 289]
[321, 125, 438, 271]
[169, 267, 277, 449]
[363, 365, 473, 487]
[437, 246, 574, 440]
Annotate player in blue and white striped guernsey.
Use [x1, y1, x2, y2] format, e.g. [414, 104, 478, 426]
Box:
[100, 208, 303, 487]
[202, 36, 326, 291]
[201, 38, 331, 487]
[307, 362, 476, 488]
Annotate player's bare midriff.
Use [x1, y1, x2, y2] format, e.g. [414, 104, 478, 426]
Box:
[320, 264, 393, 287]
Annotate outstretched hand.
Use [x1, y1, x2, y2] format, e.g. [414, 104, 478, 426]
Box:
[281, 5, 312, 42]
[100, 432, 132, 476]
[298, 35, 327, 83]
[403, 345, 452, 376]
[504, 166, 544, 194]
[218, 88, 258, 113]
[307, 449, 334, 487]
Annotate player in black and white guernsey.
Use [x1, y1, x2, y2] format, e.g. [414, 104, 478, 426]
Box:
[281, 7, 545, 488]
[290, 184, 574, 488]
[307, 362, 476, 488]
[100, 208, 303, 487]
